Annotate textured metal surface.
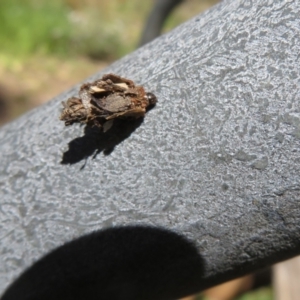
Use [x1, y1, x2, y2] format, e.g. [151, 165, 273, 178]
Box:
[1, 0, 300, 295]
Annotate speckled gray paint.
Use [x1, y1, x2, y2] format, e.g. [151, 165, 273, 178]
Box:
[1, 0, 300, 294]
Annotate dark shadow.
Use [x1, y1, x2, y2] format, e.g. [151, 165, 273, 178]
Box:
[0, 84, 9, 125]
[2, 225, 205, 300]
[139, 0, 184, 47]
[252, 267, 271, 289]
[61, 117, 144, 165]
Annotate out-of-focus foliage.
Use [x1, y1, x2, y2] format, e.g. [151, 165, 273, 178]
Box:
[0, 0, 73, 58]
[235, 287, 273, 300]
[0, 0, 220, 62]
[0, 0, 152, 61]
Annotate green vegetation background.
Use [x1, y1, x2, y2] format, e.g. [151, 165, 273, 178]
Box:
[0, 0, 139, 60]
[0, 0, 214, 63]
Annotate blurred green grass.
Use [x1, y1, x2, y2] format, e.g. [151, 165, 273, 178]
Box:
[0, 0, 153, 63]
[200, 286, 273, 300]
[0, 0, 220, 64]
[236, 287, 273, 300]
[0, 0, 73, 58]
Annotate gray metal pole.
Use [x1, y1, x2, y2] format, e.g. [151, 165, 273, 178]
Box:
[1, 0, 300, 297]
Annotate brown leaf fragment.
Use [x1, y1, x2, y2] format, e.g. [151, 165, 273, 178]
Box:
[60, 74, 157, 130]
